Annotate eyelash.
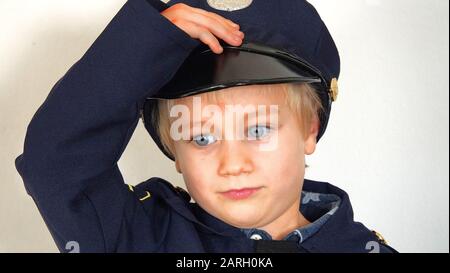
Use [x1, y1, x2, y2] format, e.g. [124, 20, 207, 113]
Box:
[248, 125, 272, 139]
[190, 125, 274, 147]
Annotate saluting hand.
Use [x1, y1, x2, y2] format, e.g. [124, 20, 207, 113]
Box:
[161, 3, 245, 54]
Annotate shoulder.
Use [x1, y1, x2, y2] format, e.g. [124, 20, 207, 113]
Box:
[370, 230, 399, 253]
[302, 179, 398, 253]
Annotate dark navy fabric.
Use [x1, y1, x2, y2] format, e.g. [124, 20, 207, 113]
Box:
[15, 0, 395, 253]
[167, 0, 340, 84]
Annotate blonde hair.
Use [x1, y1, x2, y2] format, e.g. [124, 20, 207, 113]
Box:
[154, 83, 323, 159]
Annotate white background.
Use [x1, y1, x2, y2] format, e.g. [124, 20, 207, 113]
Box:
[0, 0, 448, 252]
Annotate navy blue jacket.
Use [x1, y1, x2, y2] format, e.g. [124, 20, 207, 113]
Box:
[15, 0, 396, 253]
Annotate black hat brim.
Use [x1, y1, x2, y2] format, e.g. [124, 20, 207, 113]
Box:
[147, 42, 325, 99]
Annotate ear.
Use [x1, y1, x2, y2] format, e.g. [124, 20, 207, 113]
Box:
[304, 117, 320, 155]
[175, 159, 182, 174]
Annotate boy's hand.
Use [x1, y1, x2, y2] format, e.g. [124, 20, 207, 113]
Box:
[161, 3, 245, 54]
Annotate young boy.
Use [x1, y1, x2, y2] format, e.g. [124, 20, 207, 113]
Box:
[15, 0, 396, 253]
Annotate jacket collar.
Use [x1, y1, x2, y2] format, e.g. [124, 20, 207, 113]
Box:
[299, 180, 379, 252]
[159, 178, 378, 251]
[162, 194, 245, 237]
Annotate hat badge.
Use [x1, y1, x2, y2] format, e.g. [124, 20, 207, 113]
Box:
[207, 0, 253, 11]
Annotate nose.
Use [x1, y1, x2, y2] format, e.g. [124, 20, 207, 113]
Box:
[217, 141, 254, 177]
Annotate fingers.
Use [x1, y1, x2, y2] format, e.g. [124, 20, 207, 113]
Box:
[187, 12, 244, 47]
[181, 4, 244, 46]
[200, 32, 224, 54]
[163, 3, 244, 54]
[183, 21, 224, 54]
[191, 7, 240, 30]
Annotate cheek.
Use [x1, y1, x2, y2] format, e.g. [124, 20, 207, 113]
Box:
[177, 151, 217, 200]
[259, 129, 305, 188]
[262, 150, 303, 186]
[276, 127, 304, 163]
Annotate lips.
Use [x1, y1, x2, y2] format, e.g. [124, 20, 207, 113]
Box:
[220, 187, 261, 200]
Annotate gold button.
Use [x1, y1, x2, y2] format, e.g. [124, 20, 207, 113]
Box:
[330, 78, 339, 102]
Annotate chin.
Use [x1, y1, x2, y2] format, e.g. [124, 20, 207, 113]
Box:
[225, 218, 257, 229]
[220, 210, 263, 229]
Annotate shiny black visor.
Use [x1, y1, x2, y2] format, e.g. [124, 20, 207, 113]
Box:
[147, 42, 325, 99]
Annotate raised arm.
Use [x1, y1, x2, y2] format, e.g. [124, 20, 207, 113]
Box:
[15, 0, 243, 252]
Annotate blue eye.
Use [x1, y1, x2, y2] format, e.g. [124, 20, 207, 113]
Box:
[248, 125, 271, 139]
[192, 134, 217, 147]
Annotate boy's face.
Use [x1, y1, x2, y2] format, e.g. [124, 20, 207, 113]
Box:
[171, 84, 318, 230]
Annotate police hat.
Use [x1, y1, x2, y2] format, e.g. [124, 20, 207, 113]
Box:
[142, 0, 340, 161]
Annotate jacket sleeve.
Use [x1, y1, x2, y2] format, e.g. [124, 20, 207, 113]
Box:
[14, 0, 199, 252]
